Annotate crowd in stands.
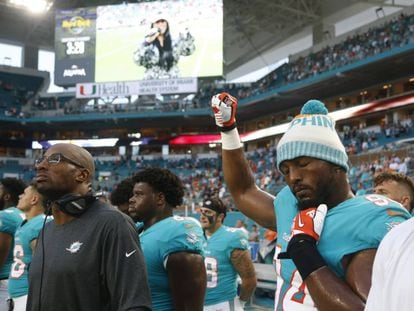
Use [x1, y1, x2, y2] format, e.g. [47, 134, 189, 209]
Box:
[0, 72, 43, 117]
[340, 118, 413, 155]
[194, 12, 414, 108]
[1, 11, 412, 119]
[93, 125, 414, 212]
[281, 13, 414, 86]
[1, 110, 414, 213]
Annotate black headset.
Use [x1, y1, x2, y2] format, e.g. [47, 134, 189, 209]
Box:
[54, 193, 98, 216]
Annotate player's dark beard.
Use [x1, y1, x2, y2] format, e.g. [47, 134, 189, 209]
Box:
[0, 197, 4, 210]
[298, 199, 317, 210]
[297, 174, 336, 211]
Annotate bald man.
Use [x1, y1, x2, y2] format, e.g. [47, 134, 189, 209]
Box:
[374, 172, 414, 214]
[27, 143, 152, 311]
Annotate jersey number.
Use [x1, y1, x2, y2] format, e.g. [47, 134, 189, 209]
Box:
[11, 244, 25, 278]
[205, 257, 218, 288]
[365, 194, 390, 206]
[275, 245, 310, 307]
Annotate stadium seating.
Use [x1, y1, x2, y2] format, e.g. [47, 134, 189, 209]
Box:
[0, 69, 46, 117]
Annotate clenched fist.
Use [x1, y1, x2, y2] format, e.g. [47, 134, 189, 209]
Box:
[211, 92, 238, 131]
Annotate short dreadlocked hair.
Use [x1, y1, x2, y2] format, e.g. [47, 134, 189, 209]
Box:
[132, 167, 184, 208]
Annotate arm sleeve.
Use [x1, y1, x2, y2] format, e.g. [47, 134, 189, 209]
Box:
[227, 228, 249, 258]
[162, 217, 205, 262]
[102, 215, 152, 310]
[28, 217, 46, 243]
[364, 204, 411, 245]
[0, 212, 15, 235]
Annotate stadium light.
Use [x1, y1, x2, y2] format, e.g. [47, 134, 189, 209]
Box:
[9, 0, 52, 13]
[128, 132, 141, 139]
[32, 138, 119, 149]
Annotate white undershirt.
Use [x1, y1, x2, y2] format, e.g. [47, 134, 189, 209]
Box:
[365, 217, 414, 311]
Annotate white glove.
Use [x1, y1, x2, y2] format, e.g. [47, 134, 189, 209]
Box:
[211, 92, 238, 131]
[290, 204, 328, 242]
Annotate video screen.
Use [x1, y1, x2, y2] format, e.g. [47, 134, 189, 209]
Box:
[55, 0, 223, 86]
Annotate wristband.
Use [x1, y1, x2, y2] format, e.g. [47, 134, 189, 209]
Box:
[218, 123, 237, 132]
[278, 234, 326, 280]
[221, 128, 243, 150]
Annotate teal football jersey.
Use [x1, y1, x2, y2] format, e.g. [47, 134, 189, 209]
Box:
[204, 225, 249, 306]
[8, 214, 47, 298]
[0, 207, 25, 279]
[273, 186, 411, 311]
[140, 216, 205, 311]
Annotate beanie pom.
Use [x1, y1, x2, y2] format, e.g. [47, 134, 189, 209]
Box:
[300, 100, 328, 115]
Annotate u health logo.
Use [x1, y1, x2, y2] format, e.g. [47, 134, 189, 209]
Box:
[79, 84, 96, 96]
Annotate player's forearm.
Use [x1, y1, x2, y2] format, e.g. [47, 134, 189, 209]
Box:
[239, 276, 258, 301]
[306, 267, 365, 311]
[172, 282, 205, 311]
[0, 250, 9, 268]
[222, 148, 256, 196]
[169, 253, 206, 311]
[223, 153, 277, 230]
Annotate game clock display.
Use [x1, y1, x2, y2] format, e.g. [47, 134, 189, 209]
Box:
[65, 40, 86, 55]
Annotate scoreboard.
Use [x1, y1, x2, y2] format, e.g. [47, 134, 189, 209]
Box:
[55, 8, 97, 85]
[54, 0, 223, 87]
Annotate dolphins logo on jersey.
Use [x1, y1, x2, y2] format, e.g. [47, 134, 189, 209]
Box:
[66, 241, 83, 254]
[240, 238, 249, 247]
[186, 232, 199, 244]
[385, 221, 401, 231]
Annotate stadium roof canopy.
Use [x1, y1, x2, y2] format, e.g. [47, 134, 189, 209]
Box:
[0, 0, 412, 80]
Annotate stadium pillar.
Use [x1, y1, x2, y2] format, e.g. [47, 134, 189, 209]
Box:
[312, 22, 335, 45]
[24, 45, 39, 69]
[162, 145, 169, 156]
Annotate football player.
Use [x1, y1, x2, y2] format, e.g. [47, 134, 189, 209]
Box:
[210, 93, 411, 310]
[129, 167, 206, 311]
[200, 197, 256, 311]
[8, 183, 48, 310]
[373, 172, 414, 214]
[0, 178, 26, 309]
[110, 177, 134, 216]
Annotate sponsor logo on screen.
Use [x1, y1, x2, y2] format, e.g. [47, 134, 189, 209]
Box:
[62, 16, 92, 34]
[79, 84, 97, 96]
[76, 78, 198, 98]
[63, 65, 87, 77]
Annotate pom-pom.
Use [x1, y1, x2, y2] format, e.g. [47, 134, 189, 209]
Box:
[300, 100, 328, 115]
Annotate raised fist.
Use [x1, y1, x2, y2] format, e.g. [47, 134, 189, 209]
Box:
[211, 92, 238, 131]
